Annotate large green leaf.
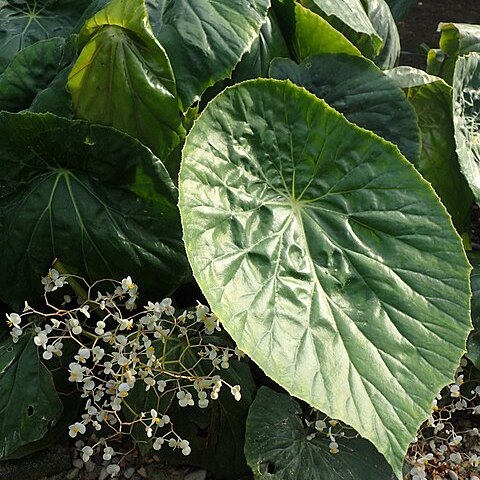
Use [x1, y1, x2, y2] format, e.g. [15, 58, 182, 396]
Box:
[0, 0, 90, 73]
[146, 0, 270, 109]
[363, 0, 400, 70]
[403, 75, 472, 235]
[179, 79, 471, 477]
[292, 2, 361, 61]
[68, 0, 184, 162]
[245, 387, 393, 479]
[0, 37, 66, 112]
[270, 54, 420, 163]
[0, 332, 63, 459]
[0, 112, 189, 310]
[452, 52, 480, 204]
[300, 0, 381, 58]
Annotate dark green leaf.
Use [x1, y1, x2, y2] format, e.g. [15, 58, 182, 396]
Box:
[0, 37, 66, 112]
[68, 0, 184, 162]
[0, 332, 63, 459]
[270, 54, 420, 162]
[0, 112, 189, 310]
[146, 0, 270, 108]
[300, 0, 381, 58]
[363, 0, 400, 70]
[245, 387, 394, 479]
[128, 333, 256, 479]
[232, 10, 290, 82]
[383, 0, 416, 22]
[0, 0, 91, 73]
[452, 52, 480, 204]
[179, 79, 471, 476]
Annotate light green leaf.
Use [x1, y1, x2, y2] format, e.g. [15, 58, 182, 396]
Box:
[300, 0, 381, 58]
[386, 66, 440, 89]
[0, 112, 189, 310]
[245, 387, 393, 479]
[146, 0, 271, 108]
[270, 54, 420, 162]
[0, 332, 63, 459]
[452, 52, 480, 204]
[0, 37, 66, 112]
[68, 0, 184, 162]
[179, 79, 471, 477]
[293, 2, 361, 60]
[0, 0, 90, 73]
[363, 0, 400, 70]
[439, 23, 480, 56]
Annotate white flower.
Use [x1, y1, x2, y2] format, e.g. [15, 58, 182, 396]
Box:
[198, 391, 209, 409]
[41, 268, 67, 292]
[449, 434, 462, 446]
[33, 331, 48, 349]
[450, 384, 461, 398]
[153, 438, 164, 450]
[81, 446, 93, 462]
[315, 420, 327, 431]
[75, 348, 90, 363]
[231, 385, 241, 401]
[157, 380, 167, 392]
[95, 321, 106, 335]
[68, 363, 86, 382]
[68, 422, 86, 438]
[106, 464, 120, 477]
[329, 441, 339, 454]
[6, 313, 21, 328]
[117, 382, 130, 398]
[179, 439, 191, 456]
[92, 346, 105, 361]
[176, 390, 194, 407]
[103, 446, 114, 461]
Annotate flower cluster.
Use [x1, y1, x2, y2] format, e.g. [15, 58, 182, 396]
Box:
[5, 269, 244, 478]
[406, 359, 480, 480]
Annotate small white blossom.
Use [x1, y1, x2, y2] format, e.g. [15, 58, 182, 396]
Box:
[68, 422, 86, 438]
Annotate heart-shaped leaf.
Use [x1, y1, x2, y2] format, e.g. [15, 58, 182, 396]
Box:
[245, 387, 393, 479]
[0, 333, 63, 459]
[179, 79, 471, 477]
[270, 54, 420, 162]
[68, 0, 184, 161]
[0, 112, 189, 310]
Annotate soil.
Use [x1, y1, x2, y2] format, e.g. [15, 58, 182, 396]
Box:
[398, 0, 480, 68]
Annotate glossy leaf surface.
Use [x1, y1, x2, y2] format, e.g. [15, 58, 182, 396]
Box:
[68, 0, 184, 161]
[452, 52, 480, 203]
[0, 333, 63, 459]
[270, 54, 420, 162]
[301, 0, 381, 58]
[146, 0, 270, 108]
[292, 3, 361, 60]
[0, 112, 189, 309]
[179, 79, 471, 476]
[0, 0, 90, 73]
[245, 387, 393, 479]
[363, 0, 400, 69]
